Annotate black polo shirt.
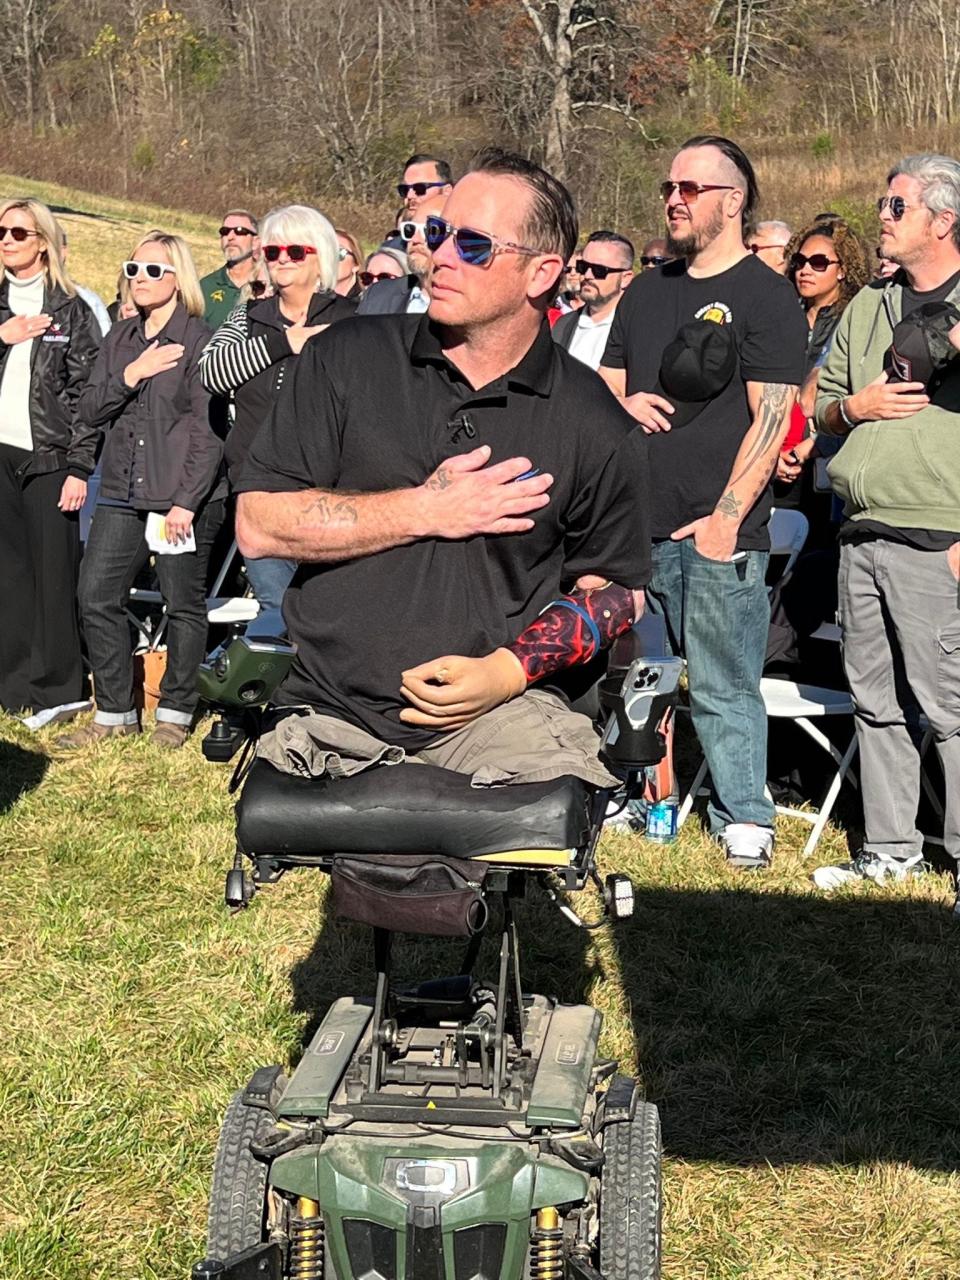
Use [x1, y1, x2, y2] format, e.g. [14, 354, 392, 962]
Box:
[236, 314, 651, 748]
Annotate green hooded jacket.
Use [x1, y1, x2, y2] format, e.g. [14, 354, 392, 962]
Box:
[815, 273, 960, 531]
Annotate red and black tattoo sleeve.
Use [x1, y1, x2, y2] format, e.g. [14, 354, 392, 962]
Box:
[505, 582, 636, 685]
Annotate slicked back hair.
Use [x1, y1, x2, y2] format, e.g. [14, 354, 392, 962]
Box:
[468, 147, 578, 261]
[888, 154, 960, 249]
[585, 229, 635, 267]
[679, 134, 759, 230]
[403, 153, 452, 184]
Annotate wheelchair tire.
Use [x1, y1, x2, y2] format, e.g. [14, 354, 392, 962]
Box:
[599, 1098, 662, 1280]
[206, 1089, 275, 1261]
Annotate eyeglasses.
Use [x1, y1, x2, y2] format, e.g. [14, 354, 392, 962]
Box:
[790, 252, 839, 273]
[399, 220, 426, 242]
[219, 225, 255, 238]
[263, 244, 317, 263]
[424, 215, 540, 266]
[660, 180, 735, 205]
[358, 270, 400, 286]
[397, 181, 447, 199]
[122, 260, 176, 280]
[575, 258, 630, 281]
[0, 225, 40, 242]
[640, 255, 668, 266]
[337, 246, 356, 262]
[877, 195, 919, 220]
[748, 242, 786, 254]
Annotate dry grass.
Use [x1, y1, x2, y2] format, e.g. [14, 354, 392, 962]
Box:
[0, 710, 957, 1280]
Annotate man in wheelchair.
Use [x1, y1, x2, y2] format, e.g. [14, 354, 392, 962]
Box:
[192, 151, 676, 1280]
[230, 149, 651, 795]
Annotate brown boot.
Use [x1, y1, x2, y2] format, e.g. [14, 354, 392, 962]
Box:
[151, 722, 189, 750]
[56, 721, 140, 749]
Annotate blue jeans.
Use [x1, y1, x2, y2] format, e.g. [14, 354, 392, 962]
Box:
[244, 555, 297, 614]
[646, 538, 773, 833]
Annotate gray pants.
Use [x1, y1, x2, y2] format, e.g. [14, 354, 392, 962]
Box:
[839, 538, 960, 866]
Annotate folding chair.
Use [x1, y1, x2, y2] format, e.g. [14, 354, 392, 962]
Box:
[767, 506, 809, 595]
[677, 678, 859, 858]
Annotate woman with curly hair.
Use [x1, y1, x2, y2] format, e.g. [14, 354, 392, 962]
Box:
[777, 219, 869, 497]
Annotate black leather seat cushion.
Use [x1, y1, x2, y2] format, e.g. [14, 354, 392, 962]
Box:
[236, 760, 592, 859]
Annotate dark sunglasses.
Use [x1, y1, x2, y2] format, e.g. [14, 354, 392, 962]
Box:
[660, 180, 735, 205]
[0, 225, 40, 242]
[399, 220, 426, 242]
[877, 195, 918, 220]
[263, 244, 317, 263]
[359, 270, 400, 286]
[219, 225, 255, 237]
[640, 254, 668, 266]
[748, 242, 785, 254]
[397, 180, 447, 198]
[424, 215, 540, 266]
[575, 258, 629, 280]
[122, 260, 176, 280]
[790, 252, 839, 273]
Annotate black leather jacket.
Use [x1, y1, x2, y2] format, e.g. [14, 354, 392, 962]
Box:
[0, 280, 102, 478]
[79, 304, 224, 513]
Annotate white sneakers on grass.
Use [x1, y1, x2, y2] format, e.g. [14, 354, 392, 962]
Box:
[718, 823, 774, 870]
[812, 852, 925, 890]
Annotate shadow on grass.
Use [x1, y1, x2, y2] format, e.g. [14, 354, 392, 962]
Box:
[290, 881, 960, 1172]
[625, 886, 960, 1171]
[0, 739, 48, 813]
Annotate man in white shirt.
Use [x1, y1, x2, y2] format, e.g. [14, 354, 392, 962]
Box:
[552, 231, 634, 369]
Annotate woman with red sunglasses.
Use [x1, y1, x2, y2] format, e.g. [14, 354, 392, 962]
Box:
[199, 204, 356, 615]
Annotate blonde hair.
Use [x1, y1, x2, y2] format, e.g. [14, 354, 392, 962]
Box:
[130, 229, 205, 317]
[260, 204, 338, 292]
[0, 198, 76, 295]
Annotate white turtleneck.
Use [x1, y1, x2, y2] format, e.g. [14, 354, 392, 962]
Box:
[0, 271, 45, 451]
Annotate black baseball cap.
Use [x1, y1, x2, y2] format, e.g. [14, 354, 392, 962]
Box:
[657, 320, 738, 428]
[884, 301, 960, 388]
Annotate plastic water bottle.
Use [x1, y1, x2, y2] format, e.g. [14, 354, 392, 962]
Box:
[645, 794, 679, 843]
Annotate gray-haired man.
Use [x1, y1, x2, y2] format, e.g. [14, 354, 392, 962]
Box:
[814, 154, 960, 896]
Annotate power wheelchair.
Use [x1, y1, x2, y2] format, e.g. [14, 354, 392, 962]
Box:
[191, 624, 681, 1280]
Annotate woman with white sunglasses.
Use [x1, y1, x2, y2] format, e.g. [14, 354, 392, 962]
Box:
[60, 231, 226, 750]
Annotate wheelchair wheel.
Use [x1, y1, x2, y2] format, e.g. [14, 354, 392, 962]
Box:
[599, 1098, 662, 1280]
[206, 1089, 276, 1260]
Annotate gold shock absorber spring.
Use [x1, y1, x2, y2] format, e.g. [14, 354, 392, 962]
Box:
[289, 1196, 324, 1280]
[529, 1206, 563, 1280]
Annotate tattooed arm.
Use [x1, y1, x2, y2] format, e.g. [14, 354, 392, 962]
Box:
[236, 447, 554, 562]
[671, 380, 796, 561]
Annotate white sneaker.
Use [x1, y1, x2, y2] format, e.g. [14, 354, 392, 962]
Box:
[812, 852, 924, 890]
[21, 700, 93, 730]
[719, 823, 774, 870]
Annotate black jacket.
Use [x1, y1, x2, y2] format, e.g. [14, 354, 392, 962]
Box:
[79, 304, 224, 513]
[225, 290, 356, 483]
[0, 281, 101, 478]
[356, 275, 419, 316]
[551, 310, 579, 351]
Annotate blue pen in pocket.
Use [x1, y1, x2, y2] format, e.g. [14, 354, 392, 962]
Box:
[514, 467, 541, 483]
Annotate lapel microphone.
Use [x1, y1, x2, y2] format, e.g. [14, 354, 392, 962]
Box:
[448, 414, 477, 444]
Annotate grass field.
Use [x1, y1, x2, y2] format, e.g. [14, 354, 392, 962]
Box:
[0, 175, 958, 1279]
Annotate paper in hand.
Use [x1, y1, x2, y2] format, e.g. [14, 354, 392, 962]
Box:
[146, 511, 196, 555]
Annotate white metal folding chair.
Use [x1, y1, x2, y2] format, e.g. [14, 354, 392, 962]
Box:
[767, 506, 809, 594]
[677, 678, 859, 857]
[129, 538, 259, 652]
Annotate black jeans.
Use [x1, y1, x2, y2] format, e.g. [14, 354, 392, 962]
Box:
[0, 443, 85, 713]
[79, 500, 224, 718]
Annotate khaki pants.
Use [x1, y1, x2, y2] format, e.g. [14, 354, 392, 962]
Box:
[257, 689, 618, 790]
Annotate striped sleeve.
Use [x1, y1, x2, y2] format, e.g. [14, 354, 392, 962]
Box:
[198, 302, 278, 394]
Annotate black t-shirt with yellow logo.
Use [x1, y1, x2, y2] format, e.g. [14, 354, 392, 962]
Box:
[603, 254, 806, 549]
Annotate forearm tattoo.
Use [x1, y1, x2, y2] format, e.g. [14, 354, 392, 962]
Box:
[299, 492, 358, 526]
[717, 383, 792, 519]
[506, 582, 636, 684]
